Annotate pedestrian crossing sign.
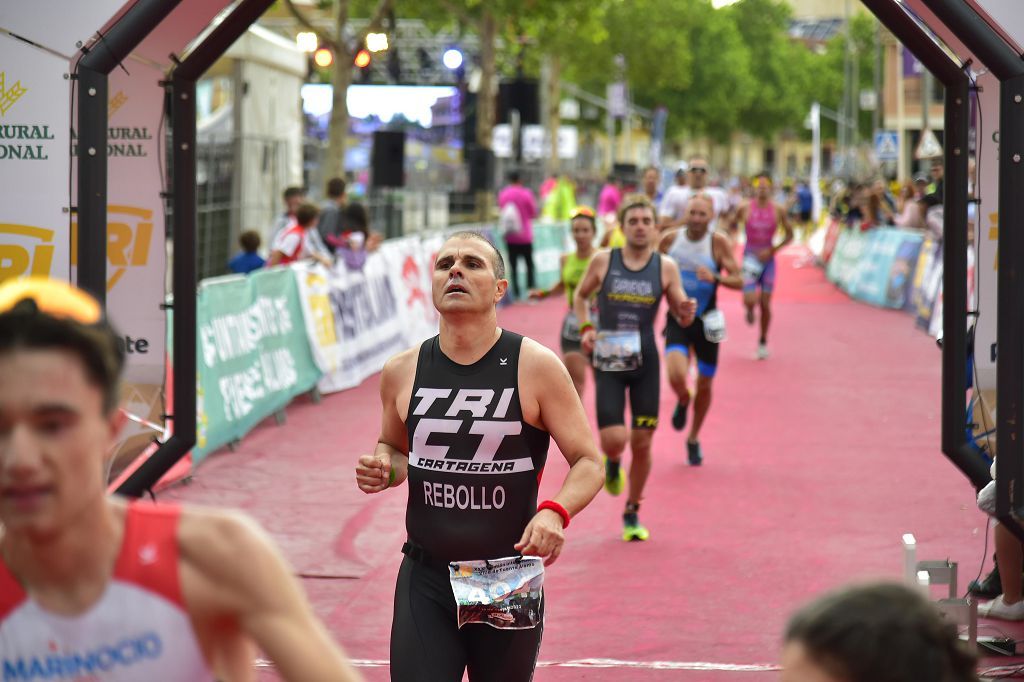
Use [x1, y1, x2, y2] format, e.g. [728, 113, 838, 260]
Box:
[875, 131, 899, 161]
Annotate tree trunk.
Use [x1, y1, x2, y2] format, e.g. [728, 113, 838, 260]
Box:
[476, 10, 497, 150]
[325, 0, 352, 182]
[546, 54, 561, 175]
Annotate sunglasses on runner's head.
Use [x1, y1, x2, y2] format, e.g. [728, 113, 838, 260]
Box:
[570, 206, 596, 220]
[0, 277, 102, 325]
[690, 167, 707, 174]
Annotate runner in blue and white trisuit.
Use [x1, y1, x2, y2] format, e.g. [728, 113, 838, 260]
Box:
[659, 194, 743, 466]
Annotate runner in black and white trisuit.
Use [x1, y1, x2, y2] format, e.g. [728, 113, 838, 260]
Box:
[355, 231, 603, 681]
[573, 196, 696, 541]
[659, 194, 743, 466]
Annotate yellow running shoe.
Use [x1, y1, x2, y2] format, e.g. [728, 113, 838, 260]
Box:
[622, 512, 650, 542]
[604, 456, 625, 496]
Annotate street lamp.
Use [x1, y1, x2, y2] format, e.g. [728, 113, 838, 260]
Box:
[442, 48, 464, 70]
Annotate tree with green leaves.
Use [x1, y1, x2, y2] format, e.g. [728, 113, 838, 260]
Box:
[283, 0, 393, 180]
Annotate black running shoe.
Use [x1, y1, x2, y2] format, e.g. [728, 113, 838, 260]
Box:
[968, 563, 1002, 599]
[687, 440, 703, 466]
[672, 401, 689, 432]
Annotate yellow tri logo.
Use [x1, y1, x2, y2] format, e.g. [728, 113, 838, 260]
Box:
[0, 72, 27, 117]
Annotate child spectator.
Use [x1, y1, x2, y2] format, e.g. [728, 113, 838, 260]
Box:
[227, 230, 265, 274]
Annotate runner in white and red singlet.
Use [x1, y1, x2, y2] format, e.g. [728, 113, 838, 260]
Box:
[732, 172, 793, 360]
[0, 278, 359, 682]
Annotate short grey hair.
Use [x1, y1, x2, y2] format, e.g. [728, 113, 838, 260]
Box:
[446, 231, 506, 280]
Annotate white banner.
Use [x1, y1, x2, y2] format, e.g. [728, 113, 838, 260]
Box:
[294, 233, 442, 394]
[1, 1, 130, 59]
[94, 64, 167, 390]
[0, 34, 71, 285]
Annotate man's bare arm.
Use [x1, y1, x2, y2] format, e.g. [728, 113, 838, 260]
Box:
[774, 206, 794, 255]
[712, 233, 744, 290]
[356, 352, 413, 494]
[516, 341, 603, 565]
[181, 511, 362, 682]
[572, 250, 608, 326]
[658, 229, 679, 255]
[661, 255, 697, 325]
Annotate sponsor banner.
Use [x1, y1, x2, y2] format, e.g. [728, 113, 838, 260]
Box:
[884, 235, 924, 310]
[0, 35, 71, 285]
[848, 229, 924, 308]
[824, 228, 867, 291]
[311, 251, 409, 394]
[195, 268, 322, 462]
[379, 233, 442, 348]
[914, 241, 944, 334]
[2, 0, 130, 58]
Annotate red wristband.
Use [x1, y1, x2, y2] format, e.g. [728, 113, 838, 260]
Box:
[538, 500, 570, 529]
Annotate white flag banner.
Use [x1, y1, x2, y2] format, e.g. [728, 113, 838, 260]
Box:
[318, 253, 408, 394]
[293, 234, 442, 395]
[2, 0, 131, 59]
[380, 233, 441, 348]
[0, 34, 71, 285]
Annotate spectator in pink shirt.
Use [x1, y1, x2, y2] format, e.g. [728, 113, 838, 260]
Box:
[598, 175, 623, 222]
[498, 170, 538, 301]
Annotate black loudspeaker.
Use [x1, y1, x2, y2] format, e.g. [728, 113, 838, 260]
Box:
[467, 146, 494, 192]
[371, 130, 406, 187]
[498, 79, 540, 125]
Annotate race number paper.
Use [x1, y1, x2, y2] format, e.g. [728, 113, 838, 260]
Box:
[593, 329, 642, 371]
[448, 556, 544, 630]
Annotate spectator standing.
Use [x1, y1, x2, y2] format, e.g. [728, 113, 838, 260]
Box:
[227, 230, 266, 274]
[597, 175, 623, 223]
[271, 186, 332, 260]
[498, 170, 539, 301]
[267, 203, 332, 268]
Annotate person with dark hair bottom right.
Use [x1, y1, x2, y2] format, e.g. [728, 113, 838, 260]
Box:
[782, 582, 978, 682]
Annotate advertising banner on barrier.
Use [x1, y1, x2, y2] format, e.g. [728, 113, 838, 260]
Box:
[195, 269, 322, 462]
[913, 240, 944, 335]
[974, 68, 999, 389]
[848, 229, 924, 309]
[884, 235, 924, 310]
[314, 252, 409, 393]
[379, 233, 442, 346]
[0, 34, 72, 285]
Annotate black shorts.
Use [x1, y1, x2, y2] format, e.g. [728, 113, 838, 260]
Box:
[594, 347, 660, 429]
[391, 556, 544, 681]
[664, 315, 719, 378]
[800, 210, 811, 223]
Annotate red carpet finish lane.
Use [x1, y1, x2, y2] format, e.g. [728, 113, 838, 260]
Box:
[163, 246, 993, 680]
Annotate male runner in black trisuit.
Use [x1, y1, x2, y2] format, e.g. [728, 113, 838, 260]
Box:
[355, 231, 603, 681]
[574, 196, 697, 541]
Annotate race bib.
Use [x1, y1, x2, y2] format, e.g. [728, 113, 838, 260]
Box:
[561, 311, 581, 341]
[593, 330, 642, 372]
[702, 308, 727, 343]
[448, 556, 544, 630]
[742, 253, 765, 280]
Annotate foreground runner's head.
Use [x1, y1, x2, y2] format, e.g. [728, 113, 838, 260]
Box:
[433, 231, 508, 314]
[754, 171, 773, 201]
[617, 194, 658, 250]
[685, 193, 714, 237]
[0, 278, 126, 538]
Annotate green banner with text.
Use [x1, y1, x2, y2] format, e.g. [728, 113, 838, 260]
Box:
[195, 268, 322, 462]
